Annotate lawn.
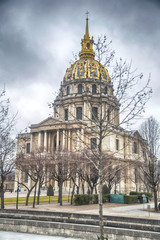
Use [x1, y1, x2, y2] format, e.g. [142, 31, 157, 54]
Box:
[0, 196, 70, 205]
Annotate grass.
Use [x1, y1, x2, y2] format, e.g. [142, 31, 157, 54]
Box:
[0, 196, 70, 205]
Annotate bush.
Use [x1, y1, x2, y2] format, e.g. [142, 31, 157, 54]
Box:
[47, 185, 54, 196]
[124, 195, 138, 204]
[74, 194, 90, 205]
[102, 185, 110, 195]
[92, 194, 98, 204]
[103, 194, 110, 203]
[130, 191, 152, 199]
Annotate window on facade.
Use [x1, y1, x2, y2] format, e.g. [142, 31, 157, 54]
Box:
[78, 84, 82, 94]
[92, 84, 97, 94]
[92, 107, 98, 121]
[104, 86, 108, 94]
[133, 142, 137, 154]
[116, 139, 119, 151]
[91, 138, 97, 149]
[65, 109, 68, 121]
[25, 173, 28, 183]
[26, 143, 30, 153]
[76, 107, 82, 120]
[66, 86, 70, 95]
[107, 109, 110, 121]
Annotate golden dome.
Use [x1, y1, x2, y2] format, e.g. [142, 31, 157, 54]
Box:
[63, 13, 110, 83]
[64, 59, 110, 82]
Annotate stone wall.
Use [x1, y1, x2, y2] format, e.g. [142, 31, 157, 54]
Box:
[0, 216, 160, 240]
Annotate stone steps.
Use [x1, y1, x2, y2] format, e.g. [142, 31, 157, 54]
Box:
[0, 209, 160, 233]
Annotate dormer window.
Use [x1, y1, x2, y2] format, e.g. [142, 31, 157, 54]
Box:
[92, 84, 97, 94]
[87, 43, 90, 49]
[78, 84, 82, 94]
[133, 142, 138, 154]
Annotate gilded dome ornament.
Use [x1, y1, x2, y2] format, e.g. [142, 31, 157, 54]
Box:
[63, 14, 110, 83]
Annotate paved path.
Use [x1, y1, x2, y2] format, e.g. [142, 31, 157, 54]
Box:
[4, 199, 160, 219]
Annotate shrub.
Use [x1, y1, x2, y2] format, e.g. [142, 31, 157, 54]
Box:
[92, 194, 98, 204]
[74, 194, 90, 205]
[124, 195, 138, 204]
[103, 194, 110, 203]
[130, 191, 152, 199]
[47, 185, 54, 196]
[102, 185, 110, 195]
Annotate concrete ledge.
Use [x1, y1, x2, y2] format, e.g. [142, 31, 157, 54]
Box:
[0, 217, 160, 240]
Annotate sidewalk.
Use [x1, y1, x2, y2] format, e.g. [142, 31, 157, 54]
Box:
[4, 199, 160, 219]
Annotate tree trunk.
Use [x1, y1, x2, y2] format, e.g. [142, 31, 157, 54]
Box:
[33, 182, 37, 208]
[58, 180, 63, 206]
[26, 185, 35, 206]
[71, 183, 75, 205]
[0, 177, 5, 209]
[99, 155, 104, 240]
[0, 188, 4, 209]
[154, 187, 158, 212]
[37, 182, 41, 205]
[16, 184, 19, 210]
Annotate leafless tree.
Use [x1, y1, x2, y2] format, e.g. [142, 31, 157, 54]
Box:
[139, 116, 160, 211]
[0, 88, 16, 209]
[16, 149, 50, 207]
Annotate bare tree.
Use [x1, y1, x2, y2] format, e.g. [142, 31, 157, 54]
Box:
[139, 116, 160, 211]
[16, 149, 50, 207]
[0, 89, 16, 209]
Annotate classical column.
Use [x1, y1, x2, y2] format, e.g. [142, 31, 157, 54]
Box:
[81, 128, 84, 148]
[30, 133, 33, 152]
[62, 130, 65, 150]
[48, 132, 51, 153]
[44, 131, 47, 151]
[38, 132, 42, 149]
[56, 130, 59, 151]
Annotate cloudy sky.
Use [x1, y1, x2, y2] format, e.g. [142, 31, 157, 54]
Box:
[0, 0, 160, 134]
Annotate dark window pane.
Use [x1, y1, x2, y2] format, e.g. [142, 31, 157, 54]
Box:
[76, 107, 82, 120]
[116, 139, 119, 151]
[91, 138, 97, 149]
[104, 87, 108, 94]
[133, 142, 137, 153]
[67, 86, 70, 95]
[107, 109, 110, 121]
[92, 84, 97, 94]
[78, 84, 82, 94]
[26, 143, 30, 153]
[92, 107, 98, 121]
[65, 109, 68, 121]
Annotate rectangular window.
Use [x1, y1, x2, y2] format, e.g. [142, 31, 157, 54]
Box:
[25, 173, 28, 183]
[65, 109, 68, 121]
[116, 139, 119, 151]
[133, 142, 137, 154]
[26, 143, 30, 153]
[92, 107, 98, 121]
[76, 107, 82, 120]
[91, 138, 97, 149]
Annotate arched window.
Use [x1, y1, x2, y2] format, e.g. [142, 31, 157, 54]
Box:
[104, 86, 108, 94]
[92, 84, 97, 94]
[66, 86, 70, 95]
[78, 84, 82, 94]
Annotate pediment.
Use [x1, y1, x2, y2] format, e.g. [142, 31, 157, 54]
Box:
[31, 117, 62, 128]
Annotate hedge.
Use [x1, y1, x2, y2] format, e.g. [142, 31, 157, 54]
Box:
[130, 191, 152, 199]
[124, 195, 138, 204]
[73, 194, 110, 205]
